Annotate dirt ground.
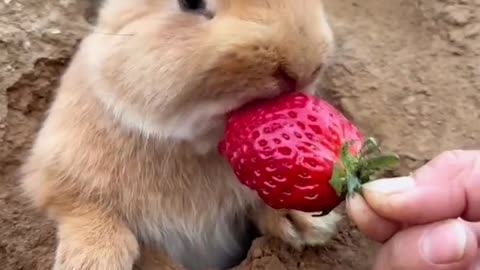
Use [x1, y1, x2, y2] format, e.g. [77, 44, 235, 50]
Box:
[0, 0, 479, 269]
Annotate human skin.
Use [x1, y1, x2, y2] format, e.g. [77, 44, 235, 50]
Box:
[347, 150, 480, 270]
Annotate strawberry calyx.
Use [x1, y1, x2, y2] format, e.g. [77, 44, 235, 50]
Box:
[329, 137, 400, 198]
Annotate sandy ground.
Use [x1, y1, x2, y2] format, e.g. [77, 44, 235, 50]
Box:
[1, 0, 479, 269]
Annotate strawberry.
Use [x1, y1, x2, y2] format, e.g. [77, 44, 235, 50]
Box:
[218, 93, 399, 213]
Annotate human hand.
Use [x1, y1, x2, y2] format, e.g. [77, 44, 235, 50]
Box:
[346, 150, 480, 270]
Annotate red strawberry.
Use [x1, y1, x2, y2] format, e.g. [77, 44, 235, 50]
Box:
[218, 93, 399, 213]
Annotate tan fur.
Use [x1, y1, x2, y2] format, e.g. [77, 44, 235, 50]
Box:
[20, 0, 340, 269]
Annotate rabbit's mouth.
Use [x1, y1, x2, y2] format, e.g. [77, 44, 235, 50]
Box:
[274, 68, 298, 94]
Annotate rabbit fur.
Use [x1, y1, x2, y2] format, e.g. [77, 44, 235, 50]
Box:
[20, 0, 341, 269]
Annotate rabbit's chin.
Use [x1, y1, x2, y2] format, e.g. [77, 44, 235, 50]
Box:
[98, 92, 244, 155]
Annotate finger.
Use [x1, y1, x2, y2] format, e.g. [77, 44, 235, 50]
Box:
[469, 261, 480, 270]
[464, 221, 480, 270]
[346, 194, 400, 242]
[374, 220, 478, 270]
[362, 150, 480, 225]
[472, 222, 480, 242]
[468, 253, 480, 270]
[415, 150, 480, 221]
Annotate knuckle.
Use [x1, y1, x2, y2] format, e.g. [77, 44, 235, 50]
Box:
[434, 150, 480, 173]
[436, 150, 465, 165]
[429, 150, 475, 172]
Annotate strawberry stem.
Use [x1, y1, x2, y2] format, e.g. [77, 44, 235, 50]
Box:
[329, 137, 400, 198]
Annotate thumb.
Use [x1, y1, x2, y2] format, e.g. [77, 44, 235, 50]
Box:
[374, 220, 478, 270]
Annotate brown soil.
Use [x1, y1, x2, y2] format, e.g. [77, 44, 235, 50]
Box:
[1, 0, 479, 269]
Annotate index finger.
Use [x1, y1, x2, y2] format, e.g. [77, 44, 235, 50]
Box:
[361, 150, 480, 225]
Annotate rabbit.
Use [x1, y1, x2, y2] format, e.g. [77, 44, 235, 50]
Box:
[20, 0, 341, 269]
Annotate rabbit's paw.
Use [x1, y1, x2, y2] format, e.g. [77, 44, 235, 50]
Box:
[256, 208, 342, 249]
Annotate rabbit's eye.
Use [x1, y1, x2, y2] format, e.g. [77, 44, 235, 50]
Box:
[179, 0, 205, 11]
[179, 0, 214, 19]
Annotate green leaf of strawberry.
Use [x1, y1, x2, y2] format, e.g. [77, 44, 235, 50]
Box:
[219, 93, 399, 213]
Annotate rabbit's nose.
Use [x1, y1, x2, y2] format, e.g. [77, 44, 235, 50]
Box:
[274, 62, 324, 93]
[274, 67, 298, 93]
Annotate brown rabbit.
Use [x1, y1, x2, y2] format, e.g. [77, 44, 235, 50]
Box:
[20, 0, 341, 269]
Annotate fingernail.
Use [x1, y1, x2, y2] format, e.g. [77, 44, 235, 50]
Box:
[421, 221, 467, 265]
[363, 176, 416, 194]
